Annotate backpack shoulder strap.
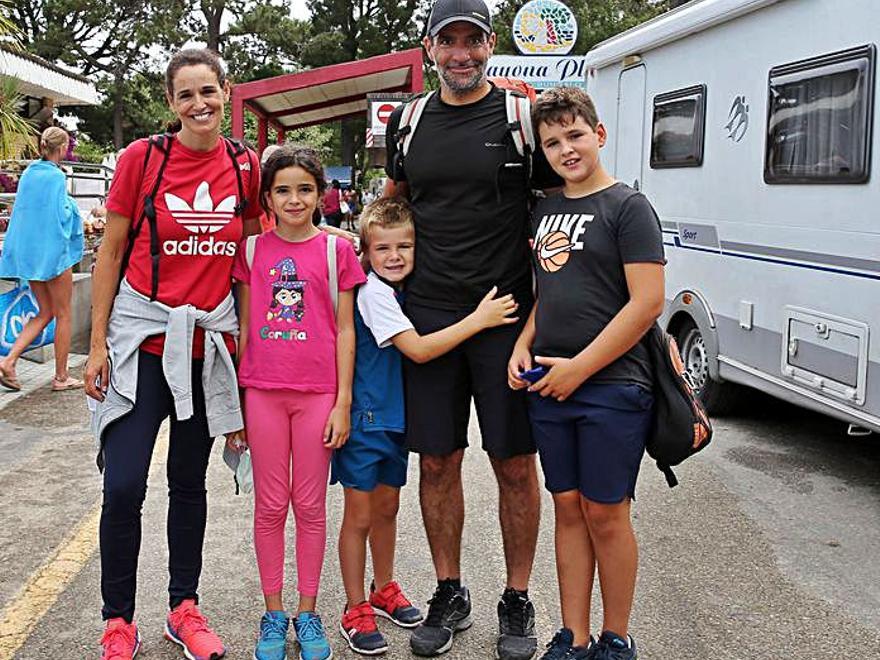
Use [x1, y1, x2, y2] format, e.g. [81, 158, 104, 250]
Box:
[222, 137, 249, 217]
[245, 234, 258, 271]
[118, 133, 173, 299]
[225, 137, 248, 158]
[504, 89, 535, 158]
[399, 91, 435, 158]
[327, 234, 338, 315]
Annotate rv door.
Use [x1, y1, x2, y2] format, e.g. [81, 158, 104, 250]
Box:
[615, 64, 646, 191]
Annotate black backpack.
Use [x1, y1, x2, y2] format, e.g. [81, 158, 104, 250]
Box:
[118, 133, 253, 300]
[645, 324, 713, 487]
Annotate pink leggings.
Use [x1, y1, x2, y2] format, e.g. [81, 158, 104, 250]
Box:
[245, 388, 335, 597]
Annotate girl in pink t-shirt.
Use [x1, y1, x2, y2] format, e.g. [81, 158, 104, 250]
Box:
[230, 145, 365, 660]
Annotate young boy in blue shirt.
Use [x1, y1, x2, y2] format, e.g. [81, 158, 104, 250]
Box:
[508, 87, 666, 660]
[332, 197, 519, 655]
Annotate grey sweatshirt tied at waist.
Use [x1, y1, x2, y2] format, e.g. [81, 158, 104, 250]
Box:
[91, 279, 243, 451]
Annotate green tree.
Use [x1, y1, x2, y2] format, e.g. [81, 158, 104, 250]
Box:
[74, 71, 173, 148]
[223, 1, 311, 82]
[301, 0, 425, 171]
[0, 0, 37, 157]
[10, 0, 190, 147]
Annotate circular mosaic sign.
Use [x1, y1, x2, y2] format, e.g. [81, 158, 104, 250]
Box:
[513, 0, 578, 55]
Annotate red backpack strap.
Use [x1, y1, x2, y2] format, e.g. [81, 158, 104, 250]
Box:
[223, 137, 250, 217]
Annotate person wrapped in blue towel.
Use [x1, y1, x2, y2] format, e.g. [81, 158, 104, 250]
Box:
[0, 126, 84, 391]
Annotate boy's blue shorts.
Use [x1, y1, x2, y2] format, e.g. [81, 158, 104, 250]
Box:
[527, 382, 653, 503]
[331, 426, 409, 491]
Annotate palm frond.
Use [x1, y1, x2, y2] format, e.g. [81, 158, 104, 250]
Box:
[0, 77, 37, 159]
[0, 0, 21, 44]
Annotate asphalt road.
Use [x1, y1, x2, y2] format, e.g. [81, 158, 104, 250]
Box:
[0, 385, 878, 660]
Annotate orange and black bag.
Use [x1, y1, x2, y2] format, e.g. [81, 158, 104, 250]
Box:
[645, 324, 712, 487]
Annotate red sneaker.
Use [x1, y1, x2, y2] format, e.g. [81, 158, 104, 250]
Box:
[369, 580, 424, 628]
[164, 599, 226, 659]
[340, 601, 387, 655]
[100, 618, 141, 660]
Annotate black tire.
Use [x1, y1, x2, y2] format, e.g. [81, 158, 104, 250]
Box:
[675, 320, 743, 416]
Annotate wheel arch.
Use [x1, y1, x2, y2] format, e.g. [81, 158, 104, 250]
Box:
[661, 290, 722, 380]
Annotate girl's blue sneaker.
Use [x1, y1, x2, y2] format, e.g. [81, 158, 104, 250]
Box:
[293, 612, 332, 660]
[255, 611, 290, 660]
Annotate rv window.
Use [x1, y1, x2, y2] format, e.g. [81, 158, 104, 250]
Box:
[765, 45, 875, 184]
[650, 85, 706, 168]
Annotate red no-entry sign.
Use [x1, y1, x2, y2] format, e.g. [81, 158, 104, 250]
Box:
[376, 103, 396, 124]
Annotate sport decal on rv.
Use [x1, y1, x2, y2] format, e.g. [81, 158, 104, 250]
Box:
[725, 95, 749, 142]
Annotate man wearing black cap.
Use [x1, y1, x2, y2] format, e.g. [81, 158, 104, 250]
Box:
[382, 0, 560, 658]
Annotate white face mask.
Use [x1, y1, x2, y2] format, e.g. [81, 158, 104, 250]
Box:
[222, 443, 254, 495]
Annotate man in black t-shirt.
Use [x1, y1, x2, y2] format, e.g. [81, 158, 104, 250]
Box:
[382, 1, 559, 658]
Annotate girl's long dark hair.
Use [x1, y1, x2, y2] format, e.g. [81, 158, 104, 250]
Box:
[260, 145, 327, 225]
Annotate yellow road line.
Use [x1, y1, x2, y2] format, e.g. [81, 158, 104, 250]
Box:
[0, 503, 101, 659]
[0, 430, 170, 660]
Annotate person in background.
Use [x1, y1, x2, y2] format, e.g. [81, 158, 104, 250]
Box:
[32, 97, 56, 132]
[0, 126, 84, 392]
[258, 145, 282, 233]
[323, 179, 343, 228]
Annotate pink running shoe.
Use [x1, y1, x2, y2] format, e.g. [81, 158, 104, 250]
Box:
[100, 618, 141, 660]
[164, 599, 226, 660]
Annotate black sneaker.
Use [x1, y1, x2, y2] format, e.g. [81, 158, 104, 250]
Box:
[409, 582, 472, 656]
[539, 628, 574, 660]
[496, 588, 537, 660]
[591, 631, 637, 660]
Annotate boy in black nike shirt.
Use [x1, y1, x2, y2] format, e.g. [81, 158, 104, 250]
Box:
[508, 87, 665, 660]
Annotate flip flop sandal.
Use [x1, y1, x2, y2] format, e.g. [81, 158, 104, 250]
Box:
[51, 376, 84, 392]
[0, 365, 21, 392]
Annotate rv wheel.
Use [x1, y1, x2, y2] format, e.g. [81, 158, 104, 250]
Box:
[675, 320, 741, 415]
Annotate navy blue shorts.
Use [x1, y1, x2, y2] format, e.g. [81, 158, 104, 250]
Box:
[527, 382, 653, 503]
[331, 425, 409, 491]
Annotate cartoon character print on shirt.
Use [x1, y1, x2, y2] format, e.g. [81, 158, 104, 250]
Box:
[267, 257, 306, 323]
[533, 212, 594, 273]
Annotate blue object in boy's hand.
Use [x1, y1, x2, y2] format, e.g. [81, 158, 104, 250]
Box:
[519, 366, 548, 384]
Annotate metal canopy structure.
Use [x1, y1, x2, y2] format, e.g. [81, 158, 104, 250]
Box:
[231, 48, 424, 154]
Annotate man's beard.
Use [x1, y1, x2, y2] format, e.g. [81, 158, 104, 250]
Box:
[438, 60, 486, 95]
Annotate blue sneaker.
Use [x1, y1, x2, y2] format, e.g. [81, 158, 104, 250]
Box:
[254, 611, 289, 660]
[591, 631, 637, 660]
[293, 612, 332, 660]
[540, 628, 574, 660]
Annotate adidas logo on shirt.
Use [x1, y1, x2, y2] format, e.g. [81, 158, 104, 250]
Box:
[166, 181, 235, 234]
[162, 181, 238, 256]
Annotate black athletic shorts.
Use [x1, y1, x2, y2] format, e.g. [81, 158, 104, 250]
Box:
[403, 296, 536, 459]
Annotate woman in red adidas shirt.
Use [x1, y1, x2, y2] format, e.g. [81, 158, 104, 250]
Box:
[85, 48, 260, 660]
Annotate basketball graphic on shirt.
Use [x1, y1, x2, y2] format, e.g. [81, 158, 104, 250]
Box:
[536, 230, 575, 273]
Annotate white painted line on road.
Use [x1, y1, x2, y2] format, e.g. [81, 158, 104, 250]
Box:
[0, 429, 170, 660]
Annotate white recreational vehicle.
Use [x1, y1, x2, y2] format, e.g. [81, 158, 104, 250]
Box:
[584, 0, 879, 433]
